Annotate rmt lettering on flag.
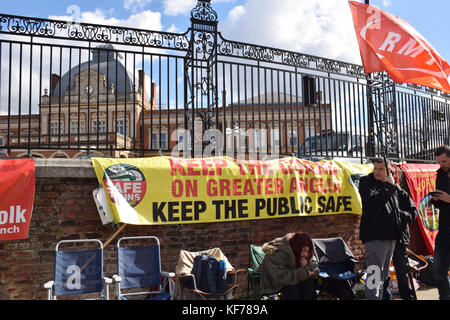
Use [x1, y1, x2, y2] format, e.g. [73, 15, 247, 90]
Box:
[349, 1, 450, 93]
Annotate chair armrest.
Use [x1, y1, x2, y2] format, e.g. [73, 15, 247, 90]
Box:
[227, 269, 247, 286]
[161, 271, 176, 299]
[161, 271, 176, 278]
[104, 277, 113, 284]
[44, 280, 54, 289]
[229, 269, 247, 277]
[44, 281, 54, 300]
[234, 269, 247, 274]
[179, 273, 198, 291]
[112, 275, 122, 300]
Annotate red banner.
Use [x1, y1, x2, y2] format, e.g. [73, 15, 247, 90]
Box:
[400, 163, 440, 255]
[349, 1, 450, 93]
[0, 158, 35, 240]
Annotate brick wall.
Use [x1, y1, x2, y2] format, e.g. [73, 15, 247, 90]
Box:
[0, 160, 427, 300]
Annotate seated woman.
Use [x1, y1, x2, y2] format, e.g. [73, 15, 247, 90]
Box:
[257, 232, 319, 300]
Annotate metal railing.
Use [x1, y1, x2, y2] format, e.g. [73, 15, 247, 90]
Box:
[0, 2, 449, 162]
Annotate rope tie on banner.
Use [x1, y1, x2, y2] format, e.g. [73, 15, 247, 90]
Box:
[394, 163, 400, 185]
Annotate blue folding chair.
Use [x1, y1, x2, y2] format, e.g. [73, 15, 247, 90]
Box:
[312, 237, 363, 300]
[112, 236, 175, 300]
[43, 239, 112, 300]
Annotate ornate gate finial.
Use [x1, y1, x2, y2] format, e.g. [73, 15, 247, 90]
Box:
[191, 0, 218, 23]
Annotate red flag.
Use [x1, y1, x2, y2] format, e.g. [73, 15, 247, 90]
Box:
[0, 158, 35, 241]
[349, 1, 450, 93]
[400, 163, 440, 255]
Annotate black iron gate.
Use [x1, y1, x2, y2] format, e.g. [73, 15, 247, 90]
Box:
[0, 0, 449, 162]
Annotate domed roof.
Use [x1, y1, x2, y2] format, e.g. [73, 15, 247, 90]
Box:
[53, 45, 136, 97]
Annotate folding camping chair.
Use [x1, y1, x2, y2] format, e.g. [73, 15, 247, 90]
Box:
[403, 248, 428, 300]
[247, 244, 265, 300]
[112, 236, 175, 300]
[174, 248, 246, 300]
[312, 237, 364, 300]
[43, 239, 112, 300]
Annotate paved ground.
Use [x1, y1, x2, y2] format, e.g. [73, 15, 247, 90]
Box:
[413, 286, 439, 300]
[392, 285, 439, 300]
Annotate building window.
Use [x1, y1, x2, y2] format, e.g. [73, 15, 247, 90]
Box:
[161, 133, 167, 150]
[252, 129, 266, 150]
[92, 120, 107, 133]
[271, 129, 280, 150]
[238, 130, 246, 150]
[70, 120, 85, 134]
[116, 119, 129, 136]
[152, 133, 157, 149]
[152, 133, 167, 150]
[50, 120, 64, 135]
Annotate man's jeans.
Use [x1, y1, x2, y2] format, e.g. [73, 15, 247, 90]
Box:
[382, 242, 416, 300]
[364, 240, 396, 300]
[433, 227, 450, 300]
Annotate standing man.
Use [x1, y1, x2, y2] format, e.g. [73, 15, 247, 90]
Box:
[383, 186, 418, 300]
[359, 158, 410, 299]
[430, 145, 450, 300]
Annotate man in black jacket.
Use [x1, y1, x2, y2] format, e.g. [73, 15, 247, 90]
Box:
[430, 145, 450, 300]
[382, 182, 418, 300]
[359, 158, 416, 300]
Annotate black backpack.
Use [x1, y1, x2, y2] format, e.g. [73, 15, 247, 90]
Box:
[190, 254, 227, 298]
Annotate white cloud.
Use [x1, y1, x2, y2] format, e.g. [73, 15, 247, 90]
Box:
[163, 0, 195, 16]
[226, 5, 245, 25]
[124, 0, 152, 12]
[382, 0, 392, 7]
[162, 0, 235, 16]
[166, 24, 180, 33]
[49, 8, 162, 32]
[220, 0, 362, 64]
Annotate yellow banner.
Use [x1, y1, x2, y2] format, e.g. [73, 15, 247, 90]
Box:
[91, 156, 373, 225]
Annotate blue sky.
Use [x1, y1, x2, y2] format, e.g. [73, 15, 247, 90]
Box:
[1, 0, 449, 65]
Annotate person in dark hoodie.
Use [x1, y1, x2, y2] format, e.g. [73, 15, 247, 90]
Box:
[358, 158, 416, 300]
[382, 172, 419, 300]
[430, 145, 450, 300]
[257, 232, 319, 300]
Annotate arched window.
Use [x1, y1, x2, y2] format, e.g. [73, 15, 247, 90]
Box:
[50, 116, 65, 135]
[150, 126, 168, 150]
[116, 112, 129, 136]
[70, 114, 86, 134]
[92, 112, 107, 133]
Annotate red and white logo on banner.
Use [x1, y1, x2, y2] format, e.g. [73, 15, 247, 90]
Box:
[400, 163, 440, 255]
[0, 158, 35, 240]
[349, 1, 450, 93]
